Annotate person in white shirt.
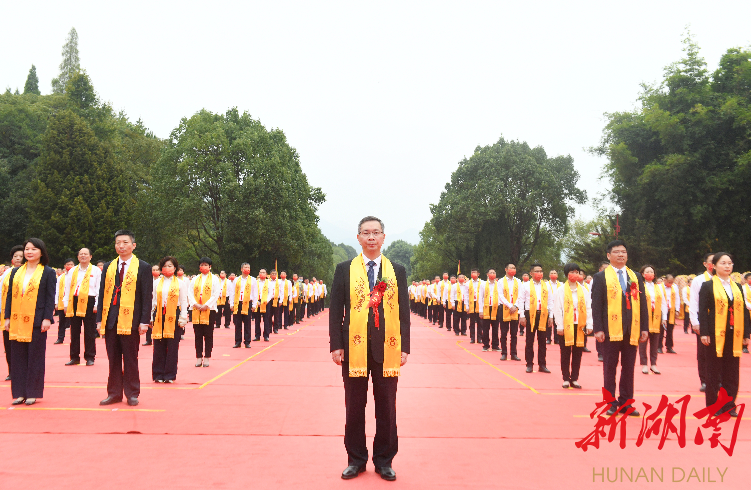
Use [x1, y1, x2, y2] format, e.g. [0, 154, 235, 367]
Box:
[216, 271, 231, 329]
[143, 264, 161, 346]
[63, 248, 101, 366]
[438, 272, 451, 330]
[443, 275, 457, 333]
[467, 270, 483, 344]
[658, 274, 680, 354]
[547, 270, 560, 346]
[0, 245, 24, 381]
[151, 256, 189, 383]
[450, 275, 470, 335]
[498, 263, 524, 360]
[689, 253, 714, 392]
[289, 273, 300, 325]
[319, 279, 328, 313]
[255, 269, 274, 341]
[478, 269, 502, 352]
[226, 272, 236, 327]
[293, 275, 304, 324]
[189, 257, 221, 367]
[53, 259, 75, 344]
[638, 265, 664, 374]
[428, 276, 441, 326]
[232, 263, 256, 348]
[554, 263, 592, 389]
[519, 262, 554, 373]
[273, 271, 293, 332]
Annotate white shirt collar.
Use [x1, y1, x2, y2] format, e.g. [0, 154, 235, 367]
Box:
[363, 254, 381, 266]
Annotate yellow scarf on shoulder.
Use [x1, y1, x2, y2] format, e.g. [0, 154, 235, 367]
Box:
[234, 277, 253, 315]
[563, 282, 587, 347]
[712, 276, 744, 358]
[455, 283, 464, 313]
[483, 281, 500, 320]
[101, 257, 140, 335]
[349, 254, 401, 377]
[66, 264, 93, 318]
[153, 276, 180, 339]
[467, 280, 475, 313]
[1, 271, 12, 331]
[192, 274, 213, 324]
[663, 284, 677, 324]
[217, 279, 227, 305]
[529, 281, 549, 331]
[502, 276, 519, 322]
[8, 263, 44, 342]
[57, 274, 65, 310]
[604, 266, 641, 345]
[643, 284, 662, 334]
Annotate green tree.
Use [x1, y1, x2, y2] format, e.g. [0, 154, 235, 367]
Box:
[384, 239, 414, 277]
[23, 65, 40, 95]
[51, 28, 80, 94]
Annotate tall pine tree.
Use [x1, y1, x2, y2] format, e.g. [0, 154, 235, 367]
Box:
[51, 28, 80, 94]
[23, 65, 40, 95]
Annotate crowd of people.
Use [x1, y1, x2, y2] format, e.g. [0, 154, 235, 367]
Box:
[0, 230, 327, 406]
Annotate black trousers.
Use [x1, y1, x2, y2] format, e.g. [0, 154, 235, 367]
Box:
[289, 303, 297, 325]
[274, 304, 291, 329]
[602, 337, 637, 409]
[255, 303, 273, 338]
[152, 314, 180, 381]
[705, 331, 740, 411]
[452, 309, 467, 335]
[3, 329, 11, 377]
[524, 311, 547, 367]
[500, 319, 519, 355]
[105, 326, 140, 399]
[56, 309, 69, 341]
[218, 299, 231, 326]
[193, 311, 216, 358]
[560, 325, 584, 382]
[10, 328, 47, 399]
[659, 322, 675, 349]
[468, 312, 481, 341]
[444, 307, 453, 331]
[342, 348, 398, 468]
[305, 301, 312, 318]
[482, 317, 499, 350]
[427, 303, 434, 323]
[69, 297, 97, 362]
[234, 313, 253, 344]
[436, 304, 444, 326]
[696, 333, 708, 385]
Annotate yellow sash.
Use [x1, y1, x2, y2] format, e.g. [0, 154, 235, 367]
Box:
[447, 284, 455, 310]
[260, 280, 269, 313]
[467, 281, 475, 313]
[664, 284, 677, 324]
[643, 284, 662, 334]
[349, 254, 401, 377]
[529, 281, 548, 332]
[456, 283, 463, 313]
[483, 281, 500, 320]
[8, 263, 44, 342]
[101, 257, 140, 335]
[563, 282, 587, 347]
[192, 274, 213, 324]
[272, 280, 280, 307]
[712, 276, 744, 358]
[1, 271, 12, 331]
[604, 267, 641, 345]
[57, 274, 65, 310]
[502, 276, 519, 322]
[281, 280, 288, 307]
[66, 264, 93, 318]
[217, 279, 227, 306]
[234, 277, 253, 315]
[153, 276, 180, 339]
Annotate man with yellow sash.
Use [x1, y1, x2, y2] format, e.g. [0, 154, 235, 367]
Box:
[439, 272, 451, 329]
[547, 270, 560, 345]
[592, 240, 648, 416]
[301, 278, 311, 319]
[216, 270, 231, 329]
[519, 262, 554, 373]
[63, 248, 101, 366]
[319, 279, 327, 313]
[443, 275, 457, 333]
[658, 274, 680, 354]
[697, 252, 750, 416]
[329, 216, 409, 482]
[428, 276, 440, 325]
[293, 275, 304, 324]
[96, 230, 153, 407]
[499, 263, 523, 360]
[268, 270, 283, 334]
[189, 257, 221, 367]
[554, 263, 592, 389]
[449, 275, 469, 336]
[0, 245, 24, 381]
[232, 263, 256, 348]
[53, 258, 74, 344]
[743, 272, 751, 353]
[255, 269, 274, 341]
[689, 253, 715, 392]
[274, 271, 293, 332]
[478, 269, 503, 353]
[143, 264, 161, 346]
[467, 269, 482, 344]
[310, 276, 320, 316]
[290, 273, 300, 325]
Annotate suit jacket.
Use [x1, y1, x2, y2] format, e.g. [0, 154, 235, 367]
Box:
[329, 257, 410, 364]
[96, 258, 153, 329]
[591, 268, 648, 340]
[4, 265, 57, 326]
[698, 280, 751, 340]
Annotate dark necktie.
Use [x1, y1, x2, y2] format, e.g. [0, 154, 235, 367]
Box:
[118, 261, 125, 286]
[617, 269, 626, 294]
[367, 261, 376, 291]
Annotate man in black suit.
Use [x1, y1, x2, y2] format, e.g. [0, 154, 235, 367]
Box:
[329, 216, 410, 482]
[96, 230, 153, 407]
[592, 240, 648, 416]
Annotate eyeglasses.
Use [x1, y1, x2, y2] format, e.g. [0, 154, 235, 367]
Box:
[359, 231, 383, 238]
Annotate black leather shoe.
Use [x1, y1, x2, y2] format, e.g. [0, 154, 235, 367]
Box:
[264, 337, 269, 342]
[127, 397, 139, 406]
[233, 342, 241, 348]
[253, 337, 261, 342]
[244, 343, 250, 348]
[4, 375, 10, 381]
[65, 359, 80, 366]
[273, 329, 278, 334]
[341, 465, 365, 480]
[539, 366, 551, 373]
[571, 381, 582, 389]
[657, 348, 663, 354]
[511, 355, 521, 361]
[86, 360, 94, 366]
[100, 396, 122, 406]
[500, 354, 507, 360]
[54, 339, 64, 344]
[700, 383, 706, 392]
[142, 342, 152, 346]
[375, 466, 396, 481]
[525, 366, 533, 373]
[730, 409, 739, 417]
[629, 410, 640, 417]
[606, 406, 618, 416]
[744, 347, 750, 354]
[667, 348, 677, 354]
[583, 347, 591, 352]
[546, 339, 551, 344]
[470, 340, 475, 344]
[598, 355, 603, 362]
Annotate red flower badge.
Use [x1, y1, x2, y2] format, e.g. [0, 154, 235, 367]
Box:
[369, 280, 389, 329]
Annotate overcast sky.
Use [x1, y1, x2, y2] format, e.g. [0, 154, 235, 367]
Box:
[3, 1, 750, 250]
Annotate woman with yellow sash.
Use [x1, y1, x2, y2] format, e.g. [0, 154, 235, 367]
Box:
[1, 245, 24, 381]
[3, 239, 57, 405]
[151, 257, 189, 383]
[638, 265, 663, 375]
[698, 252, 750, 416]
[553, 263, 592, 389]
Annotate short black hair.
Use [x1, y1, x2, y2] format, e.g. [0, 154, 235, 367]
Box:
[9, 245, 23, 262]
[529, 262, 543, 272]
[178, 265, 185, 271]
[505, 262, 515, 269]
[450, 275, 456, 279]
[745, 273, 751, 280]
[471, 268, 479, 273]
[64, 258, 75, 265]
[563, 262, 581, 276]
[22, 238, 50, 266]
[487, 268, 496, 274]
[159, 256, 179, 270]
[606, 240, 627, 253]
[703, 252, 714, 262]
[96, 260, 104, 265]
[600, 261, 610, 267]
[358, 216, 384, 234]
[639, 264, 655, 276]
[114, 229, 135, 242]
[199, 257, 212, 267]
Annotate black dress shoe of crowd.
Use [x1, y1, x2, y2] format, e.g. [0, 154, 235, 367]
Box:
[341, 465, 366, 480]
[539, 366, 551, 373]
[500, 354, 507, 360]
[142, 342, 152, 346]
[598, 355, 603, 362]
[253, 337, 261, 342]
[525, 366, 533, 373]
[744, 347, 750, 354]
[127, 397, 139, 406]
[700, 383, 706, 392]
[667, 348, 677, 354]
[582, 347, 591, 352]
[511, 355, 521, 361]
[657, 348, 663, 354]
[100, 396, 122, 406]
[4, 375, 10, 381]
[606, 406, 618, 416]
[264, 337, 269, 341]
[233, 342, 241, 348]
[54, 339, 64, 344]
[244, 343, 250, 348]
[65, 359, 80, 366]
[86, 360, 94, 366]
[375, 466, 396, 481]
[730, 409, 739, 417]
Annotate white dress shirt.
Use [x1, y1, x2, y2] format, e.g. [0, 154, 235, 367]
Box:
[63, 263, 101, 310]
[189, 273, 221, 311]
[520, 280, 554, 312]
[499, 276, 524, 310]
[689, 271, 712, 326]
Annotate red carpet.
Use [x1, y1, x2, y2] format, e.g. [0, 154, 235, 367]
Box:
[1, 313, 749, 489]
